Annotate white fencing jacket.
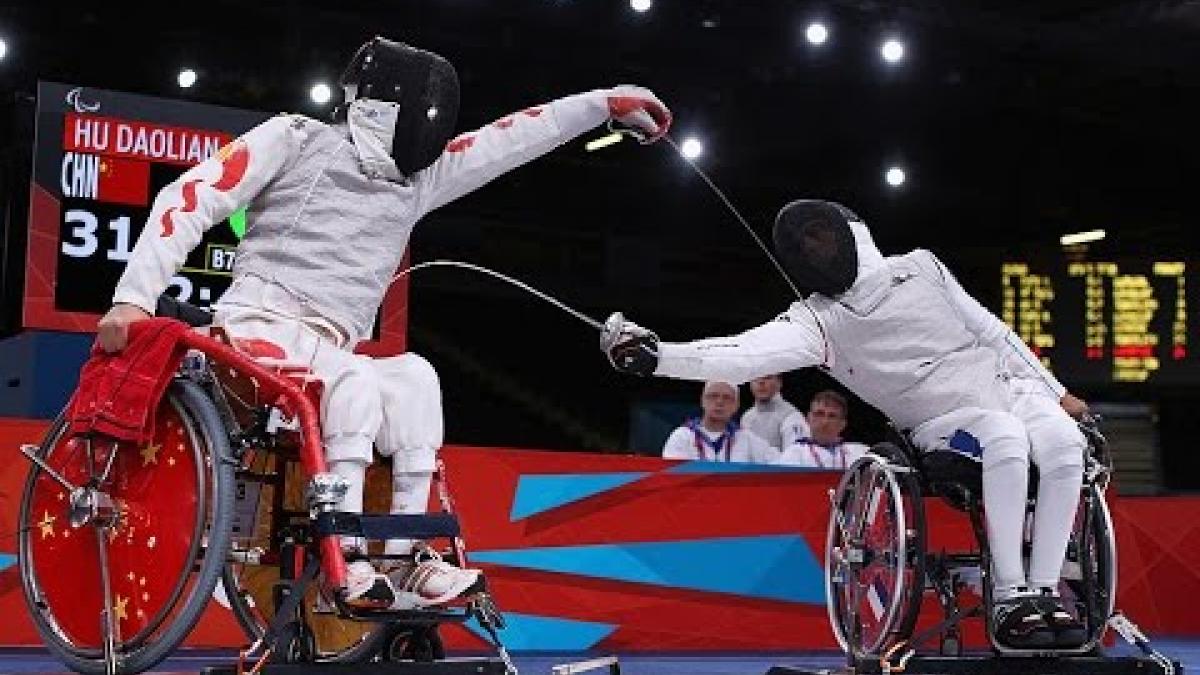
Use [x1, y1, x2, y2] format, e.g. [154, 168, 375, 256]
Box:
[114, 92, 613, 344]
[654, 222, 1065, 431]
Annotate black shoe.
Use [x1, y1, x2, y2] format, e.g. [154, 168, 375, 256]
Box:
[992, 596, 1055, 649]
[1038, 593, 1089, 648]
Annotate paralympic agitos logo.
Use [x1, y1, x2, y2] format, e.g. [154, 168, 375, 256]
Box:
[65, 87, 101, 114]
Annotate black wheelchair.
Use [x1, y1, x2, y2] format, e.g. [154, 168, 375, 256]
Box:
[823, 415, 1118, 668]
[18, 298, 510, 675]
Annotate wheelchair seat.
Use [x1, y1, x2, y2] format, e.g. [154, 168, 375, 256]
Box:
[920, 449, 984, 511]
[877, 429, 1043, 512]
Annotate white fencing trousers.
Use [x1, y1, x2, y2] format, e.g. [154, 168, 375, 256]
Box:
[215, 308, 443, 550]
[911, 379, 1085, 599]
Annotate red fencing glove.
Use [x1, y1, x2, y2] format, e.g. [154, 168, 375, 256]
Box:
[607, 85, 672, 143]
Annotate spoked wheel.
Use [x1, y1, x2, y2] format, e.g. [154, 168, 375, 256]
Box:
[1061, 483, 1117, 643]
[825, 449, 926, 658]
[19, 380, 235, 674]
[221, 448, 387, 663]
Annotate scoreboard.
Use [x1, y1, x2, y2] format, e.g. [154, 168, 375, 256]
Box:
[22, 82, 408, 355]
[1001, 259, 1192, 385]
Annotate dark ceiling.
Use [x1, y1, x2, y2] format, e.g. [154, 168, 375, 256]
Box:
[4, 1, 1198, 259]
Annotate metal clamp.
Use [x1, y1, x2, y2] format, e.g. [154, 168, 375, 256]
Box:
[304, 473, 348, 513]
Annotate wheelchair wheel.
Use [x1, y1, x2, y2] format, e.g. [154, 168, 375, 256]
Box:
[221, 449, 387, 663]
[825, 448, 926, 657]
[384, 625, 445, 662]
[19, 379, 236, 674]
[1061, 483, 1117, 641]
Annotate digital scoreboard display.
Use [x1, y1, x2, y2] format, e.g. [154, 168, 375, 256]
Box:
[22, 82, 408, 354]
[1000, 259, 1193, 385]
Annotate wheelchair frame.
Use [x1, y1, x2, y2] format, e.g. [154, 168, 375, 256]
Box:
[824, 417, 1118, 666]
[18, 327, 507, 675]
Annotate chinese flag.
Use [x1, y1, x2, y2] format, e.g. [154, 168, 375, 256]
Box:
[97, 157, 151, 206]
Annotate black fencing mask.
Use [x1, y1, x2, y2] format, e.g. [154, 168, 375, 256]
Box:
[340, 37, 461, 175]
[772, 200, 862, 297]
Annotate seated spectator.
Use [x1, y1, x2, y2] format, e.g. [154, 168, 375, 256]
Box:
[662, 381, 774, 463]
[740, 373, 799, 450]
[778, 389, 869, 469]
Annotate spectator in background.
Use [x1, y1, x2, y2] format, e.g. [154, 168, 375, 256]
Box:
[778, 390, 870, 469]
[662, 381, 774, 463]
[740, 373, 799, 449]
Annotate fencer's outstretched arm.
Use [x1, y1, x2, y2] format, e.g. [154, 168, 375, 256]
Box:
[414, 86, 670, 214]
[651, 303, 828, 385]
[111, 115, 303, 313]
[926, 252, 1067, 398]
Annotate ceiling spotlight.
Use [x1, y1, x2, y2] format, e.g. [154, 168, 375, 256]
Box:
[630, 0, 652, 13]
[0, 38, 7, 61]
[885, 166, 906, 187]
[310, 82, 332, 104]
[177, 68, 197, 89]
[881, 38, 905, 63]
[427, 105, 439, 120]
[806, 22, 829, 45]
[680, 137, 704, 160]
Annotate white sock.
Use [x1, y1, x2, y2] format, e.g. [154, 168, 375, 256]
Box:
[983, 455, 1031, 596]
[1028, 462, 1083, 589]
[328, 458, 368, 552]
[384, 469, 433, 558]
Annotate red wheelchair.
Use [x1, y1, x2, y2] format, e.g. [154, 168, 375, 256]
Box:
[17, 299, 508, 675]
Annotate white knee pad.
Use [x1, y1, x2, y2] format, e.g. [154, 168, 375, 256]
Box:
[321, 358, 383, 464]
[975, 412, 1030, 471]
[1028, 425, 1086, 474]
[375, 353, 444, 456]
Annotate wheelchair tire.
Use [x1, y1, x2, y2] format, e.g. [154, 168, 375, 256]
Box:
[1067, 483, 1117, 642]
[825, 448, 926, 658]
[19, 379, 236, 674]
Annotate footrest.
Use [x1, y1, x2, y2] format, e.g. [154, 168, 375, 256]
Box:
[337, 605, 472, 625]
[767, 655, 1183, 675]
[315, 512, 461, 540]
[202, 657, 508, 675]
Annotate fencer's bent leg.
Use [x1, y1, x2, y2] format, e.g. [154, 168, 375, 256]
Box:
[1017, 392, 1086, 589]
[218, 308, 384, 548]
[915, 408, 1033, 601]
[374, 353, 444, 557]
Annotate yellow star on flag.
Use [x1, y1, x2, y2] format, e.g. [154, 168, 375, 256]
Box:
[37, 511, 57, 539]
[113, 594, 129, 622]
[140, 443, 161, 466]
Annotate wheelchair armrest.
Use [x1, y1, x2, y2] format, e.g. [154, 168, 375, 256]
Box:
[156, 294, 214, 327]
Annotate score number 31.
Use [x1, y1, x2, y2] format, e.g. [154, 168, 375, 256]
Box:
[60, 208, 200, 301]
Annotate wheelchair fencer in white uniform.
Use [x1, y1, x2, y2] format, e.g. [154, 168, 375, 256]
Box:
[99, 35, 672, 613]
[602, 199, 1097, 651]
